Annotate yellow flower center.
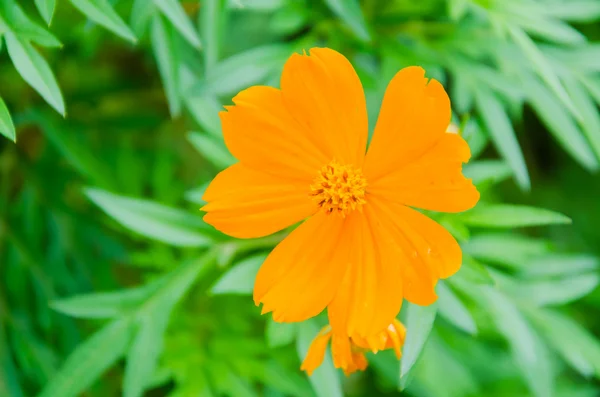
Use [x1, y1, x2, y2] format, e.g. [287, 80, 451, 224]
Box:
[310, 160, 367, 216]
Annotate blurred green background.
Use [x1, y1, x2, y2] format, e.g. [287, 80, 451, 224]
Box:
[1, 0, 600, 396]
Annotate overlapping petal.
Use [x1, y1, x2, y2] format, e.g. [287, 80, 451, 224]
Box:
[202, 163, 316, 238]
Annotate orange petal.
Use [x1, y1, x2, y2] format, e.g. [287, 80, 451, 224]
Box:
[367, 133, 480, 213]
[364, 66, 451, 182]
[327, 209, 403, 339]
[253, 212, 350, 322]
[370, 197, 463, 304]
[280, 48, 368, 167]
[300, 327, 332, 376]
[385, 320, 406, 359]
[220, 86, 329, 180]
[202, 163, 316, 238]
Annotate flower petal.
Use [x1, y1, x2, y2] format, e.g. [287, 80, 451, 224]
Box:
[370, 197, 463, 304]
[220, 86, 329, 180]
[327, 208, 403, 339]
[202, 163, 316, 238]
[300, 327, 332, 376]
[364, 66, 451, 181]
[280, 48, 368, 167]
[253, 212, 350, 322]
[368, 133, 480, 213]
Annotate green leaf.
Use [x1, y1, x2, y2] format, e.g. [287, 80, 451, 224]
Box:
[85, 188, 214, 247]
[200, 0, 220, 73]
[462, 233, 551, 269]
[153, 0, 202, 48]
[436, 282, 477, 335]
[35, 0, 56, 25]
[210, 253, 267, 295]
[51, 286, 155, 319]
[0, 97, 16, 141]
[69, 0, 137, 42]
[38, 318, 134, 397]
[296, 321, 342, 397]
[529, 308, 600, 378]
[4, 31, 65, 115]
[454, 255, 494, 285]
[463, 160, 513, 186]
[151, 14, 182, 117]
[509, 274, 600, 307]
[459, 204, 571, 228]
[481, 288, 553, 397]
[507, 24, 580, 121]
[515, 15, 585, 45]
[0, 0, 62, 47]
[124, 311, 170, 397]
[474, 88, 530, 189]
[324, 0, 370, 42]
[448, 0, 469, 20]
[563, 76, 600, 161]
[130, 0, 155, 36]
[541, 0, 600, 22]
[523, 76, 598, 171]
[520, 254, 598, 278]
[266, 320, 297, 348]
[399, 302, 438, 389]
[188, 132, 235, 169]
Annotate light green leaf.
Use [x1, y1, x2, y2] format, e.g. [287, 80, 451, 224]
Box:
[85, 188, 214, 247]
[515, 15, 585, 45]
[541, 0, 600, 22]
[523, 76, 598, 171]
[266, 320, 297, 348]
[463, 160, 513, 186]
[474, 88, 529, 189]
[563, 76, 600, 161]
[459, 204, 571, 228]
[0, 97, 16, 141]
[481, 288, 553, 397]
[51, 286, 155, 319]
[0, 0, 61, 47]
[448, 0, 469, 20]
[153, 0, 202, 48]
[35, 0, 56, 25]
[296, 321, 342, 397]
[399, 302, 438, 389]
[520, 254, 598, 278]
[151, 14, 182, 117]
[529, 308, 600, 378]
[436, 282, 477, 335]
[510, 274, 600, 307]
[4, 31, 65, 115]
[38, 318, 134, 397]
[454, 255, 494, 285]
[507, 24, 580, 121]
[228, 0, 284, 10]
[210, 253, 267, 295]
[130, 0, 155, 36]
[462, 233, 551, 268]
[188, 132, 235, 169]
[324, 0, 370, 42]
[124, 311, 170, 397]
[200, 0, 220, 73]
[69, 0, 137, 42]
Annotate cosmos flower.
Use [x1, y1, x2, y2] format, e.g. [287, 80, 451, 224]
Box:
[301, 319, 406, 376]
[202, 48, 479, 339]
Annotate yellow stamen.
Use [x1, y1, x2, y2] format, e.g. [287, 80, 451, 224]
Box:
[310, 160, 367, 216]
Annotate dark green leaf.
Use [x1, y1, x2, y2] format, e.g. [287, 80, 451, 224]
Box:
[69, 0, 137, 42]
[459, 204, 571, 228]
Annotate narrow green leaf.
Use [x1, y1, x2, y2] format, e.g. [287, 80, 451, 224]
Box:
[266, 320, 297, 348]
[507, 24, 580, 121]
[0, 0, 61, 47]
[529, 308, 600, 378]
[474, 88, 530, 189]
[188, 132, 235, 169]
[454, 255, 494, 285]
[296, 321, 342, 397]
[69, 0, 137, 42]
[210, 253, 267, 295]
[459, 204, 571, 228]
[462, 233, 552, 268]
[38, 318, 134, 397]
[512, 274, 600, 307]
[436, 282, 477, 335]
[515, 15, 585, 45]
[448, 0, 469, 20]
[563, 76, 600, 161]
[323, 0, 370, 42]
[153, 0, 202, 48]
[51, 286, 155, 319]
[129, 0, 155, 36]
[35, 0, 56, 25]
[481, 288, 553, 397]
[541, 1, 600, 22]
[399, 302, 438, 389]
[4, 31, 65, 115]
[0, 97, 16, 141]
[124, 311, 170, 397]
[200, 0, 220, 73]
[151, 14, 182, 117]
[85, 188, 214, 247]
[462, 160, 513, 186]
[523, 76, 598, 171]
[520, 254, 598, 278]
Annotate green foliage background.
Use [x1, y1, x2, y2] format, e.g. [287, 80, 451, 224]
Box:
[1, 0, 600, 396]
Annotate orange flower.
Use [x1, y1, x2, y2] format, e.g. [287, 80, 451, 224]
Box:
[301, 319, 406, 376]
[202, 48, 479, 338]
